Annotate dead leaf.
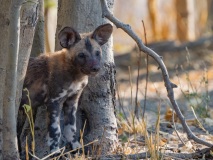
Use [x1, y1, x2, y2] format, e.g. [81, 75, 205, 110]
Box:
[164, 107, 178, 122]
[159, 138, 167, 146]
[179, 141, 194, 153]
[124, 147, 133, 155]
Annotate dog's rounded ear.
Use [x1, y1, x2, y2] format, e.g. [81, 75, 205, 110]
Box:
[58, 27, 81, 48]
[91, 23, 113, 46]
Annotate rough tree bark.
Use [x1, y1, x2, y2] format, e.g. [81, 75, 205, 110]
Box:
[18, 1, 46, 158]
[16, 0, 39, 111]
[15, 0, 41, 158]
[55, 0, 118, 154]
[2, 0, 25, 159]
[0, 0, 11, 159]
[31, 0, 45, 57]
[0, 1, 11, 159]
[2, 0, 38, 158]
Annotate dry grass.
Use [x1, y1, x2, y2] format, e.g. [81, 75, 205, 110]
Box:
[21, 46, 213, 159]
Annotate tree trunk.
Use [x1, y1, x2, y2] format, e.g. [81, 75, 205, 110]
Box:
[0, 0, 11, 159]
[18, 1, 46, 158]
[207, 0, 213, 32]
[31, 0, 45, 57]
[175, 0, 196, 41]
[2, 0, 25, 159]
[16, 0, 39, 112]
[56, 0, 118, 154]
[147, 0, 158, 40]
[15, 0, 39, 158]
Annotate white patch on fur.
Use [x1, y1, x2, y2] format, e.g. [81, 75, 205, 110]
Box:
[42, 84, 47, 93]
[51, 120, 58, 128]
[68, 79, 88, 97]
[72, 141, 82, 149]
[46, 132, 60, 153]
[51, 89, 68, 102]
[67, 83, 79, 97]
[64, 110, 77, 141]
[47, 132, 54, 146]
[51, 117, 60, 134]
[63, 109, 81, 149]
[64, 124, 75, 142]
[51, 79, 88, 102]
[52, 123, 60, 135]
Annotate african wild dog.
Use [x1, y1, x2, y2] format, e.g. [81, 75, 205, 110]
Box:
[17, 24, 113, 154]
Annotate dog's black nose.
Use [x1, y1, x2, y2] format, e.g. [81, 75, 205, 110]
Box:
[91, 66, 100, 72]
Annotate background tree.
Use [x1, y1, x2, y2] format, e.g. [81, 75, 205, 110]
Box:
[207, 0, 213, 32]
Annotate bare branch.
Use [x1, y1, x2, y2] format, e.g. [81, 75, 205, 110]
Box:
[100, 0, 213, 147]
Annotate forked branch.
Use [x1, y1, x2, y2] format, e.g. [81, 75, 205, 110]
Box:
[100, 0, 212, 148]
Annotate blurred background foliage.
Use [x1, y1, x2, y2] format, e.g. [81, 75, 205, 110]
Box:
[44, 0, 213, 54]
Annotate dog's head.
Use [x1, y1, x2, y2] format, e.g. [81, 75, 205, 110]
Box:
[58, 24, 113, 75]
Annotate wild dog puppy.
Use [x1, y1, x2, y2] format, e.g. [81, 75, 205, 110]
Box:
[17, 24, 113, 154]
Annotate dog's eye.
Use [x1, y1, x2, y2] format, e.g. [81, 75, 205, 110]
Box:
[95, 51, 100, 57]
[78, 53, 85, 58]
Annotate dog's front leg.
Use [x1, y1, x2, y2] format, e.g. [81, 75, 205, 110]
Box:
[46, 100, 62, 153]
[63, 94, 81, 150]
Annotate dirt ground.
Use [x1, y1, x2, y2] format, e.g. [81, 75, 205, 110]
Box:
[113, 38, 213, 159]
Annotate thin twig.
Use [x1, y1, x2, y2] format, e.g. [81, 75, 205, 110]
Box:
[28, 151, 41, 160]
[128, 66, 133, 109]
[116, 85, 131, 126]
[135, 51, 141, 120]
[100, 0, 212, 147]
[142, 20, 149, 118]
[63, 139, 99, 156]
[190, 106, 207, 132]
[40, 147, 65, 160]
[80, 120, 87, 156]
[172, 109, 186, 145]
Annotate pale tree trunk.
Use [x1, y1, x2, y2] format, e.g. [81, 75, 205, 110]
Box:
[3, 0, 38, 158]
[16, 0, 39, 111]
[31, 0, 45, 57]
[194, 0, 208, 37]
[18, 1, 45, 158]
[175, 0, 196, 41]
[175, 0, 188, 41]
[147, 0, 158, 40]
[2, 0, 25, 159]
[15, 0, 39, 158]
[207, 0, 213, 32]
[56, 0, 118, 154]
[0, 0, 11, 159]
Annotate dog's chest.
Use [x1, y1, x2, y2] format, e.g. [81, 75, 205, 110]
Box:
[51, 78, 88, 103]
